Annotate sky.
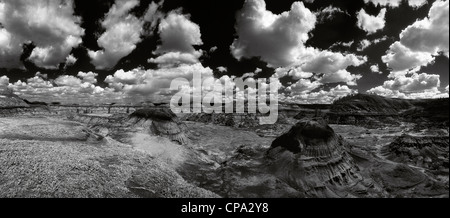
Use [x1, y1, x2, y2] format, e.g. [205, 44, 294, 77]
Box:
[0, 0, 449, 105]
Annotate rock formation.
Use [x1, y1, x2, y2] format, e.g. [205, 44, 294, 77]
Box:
[267, 118, 374, 197]
[70, 108, 189, 145]
[0, 92, 53, 117]
[128, 108, 188, 145]
[382, 134, 449, 171]
[323, 94, 449, 128]
[182, 112, 289, 128]
[0, 92, 29, 108]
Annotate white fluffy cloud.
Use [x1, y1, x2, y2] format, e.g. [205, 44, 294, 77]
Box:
[230, 0, 316, 67]
[301, 51, 365, 85]
[316, 6, 349, 23]
[54, 75, 83, 87]
[65, 55, 77, 66]
[7, 73, 120, 104]
[320, 70, 362, 86]
[230, 0, 366, 91]
[0, 75, 9, 88]
[367, 72, 449, 99]
[382, 0, 449, 72]
[370, 64, 381, 73]
[399, 0, 449, 56]
[283, 84, 357, 104]
[143, 0, 165, 35]
[357, 8, 386, 34]
[149, 11, 203, 67]
[77, 72, 98, 84]
[149, 51, 202, 68]
[301, 51, 366, 75]
[88, 0, 144, 69]
[364, 0, 428, 8]
[286, 79, 321, 94]
[358, 39, 372, 51]
[0, 0, 84, 69]
[217, 66, 227, 73]
[105, 63, 214, 100]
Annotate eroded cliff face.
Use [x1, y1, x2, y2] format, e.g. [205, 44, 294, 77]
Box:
[0, 93, 29, 108]
[0, 95, 53, 117]
[182, 112, 289, 128]
[266, 118, 378, 197]
[383, 134, 449, 171]
[174, 118, 385, 198]
[69, 108, 189, 145]
[0, 107, 53, 117]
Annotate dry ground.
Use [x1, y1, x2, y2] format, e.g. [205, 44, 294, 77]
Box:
[0, 116, 218, 198]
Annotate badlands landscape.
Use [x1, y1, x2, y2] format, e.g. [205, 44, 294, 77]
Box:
[0, 89, 448, 198]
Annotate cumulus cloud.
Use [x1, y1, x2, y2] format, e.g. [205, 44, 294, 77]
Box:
[217, 66, 227, 73]
[358, 39, 372, 52]
[0, 75, 9, 88]
[230, 0, 366, 91]
[88, 0, 144, 69]
[143, 0, 165, 35]
[283, 84, 357, 104]
[148, 51, 202, 68]
[7, 74, 119, 104]
[273, 67, 313, 80]
[382, 42, 435, 72]
[77, 72, 98, 84]
[320, 70, 362, 86]
[316, 6, 349, 23]
[301, 51, 366, 83]
[364, 0, 427, 8]
[230, 0, 316, 67]
[149, 11, 203, 67]
[286, 79, 321, 94]
[105, 63, 214, 100]
[399, 1, 449, 56]
[370, 64, 381, 73]
[0, 0, 84, 69]
[54, 75, 83, 87]
[357, 8, 386, 34]
[65, 55, 77, 66]
[367, 72, 448, 99]
[382, 0, 448, 73]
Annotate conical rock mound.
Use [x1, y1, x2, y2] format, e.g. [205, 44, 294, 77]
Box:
[267, 118, 369, 197]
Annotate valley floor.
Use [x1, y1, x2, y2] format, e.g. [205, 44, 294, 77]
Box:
[0, 115, 448, 198]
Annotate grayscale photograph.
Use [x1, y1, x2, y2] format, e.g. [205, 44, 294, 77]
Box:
[0, 0, 448, 200]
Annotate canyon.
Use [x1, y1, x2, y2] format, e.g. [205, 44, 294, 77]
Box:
[0, 92, 448, 197]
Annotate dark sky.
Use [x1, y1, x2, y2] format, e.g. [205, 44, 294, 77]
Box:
[0, 0, 448, 104]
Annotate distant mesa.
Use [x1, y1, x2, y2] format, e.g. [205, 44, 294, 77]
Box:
[332, 93, 414, 114]
[0, 88, 29, 108]
[319, 93, 450, 128]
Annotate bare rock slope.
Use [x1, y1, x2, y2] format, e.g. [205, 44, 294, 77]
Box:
[267, 118, 378, 197]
